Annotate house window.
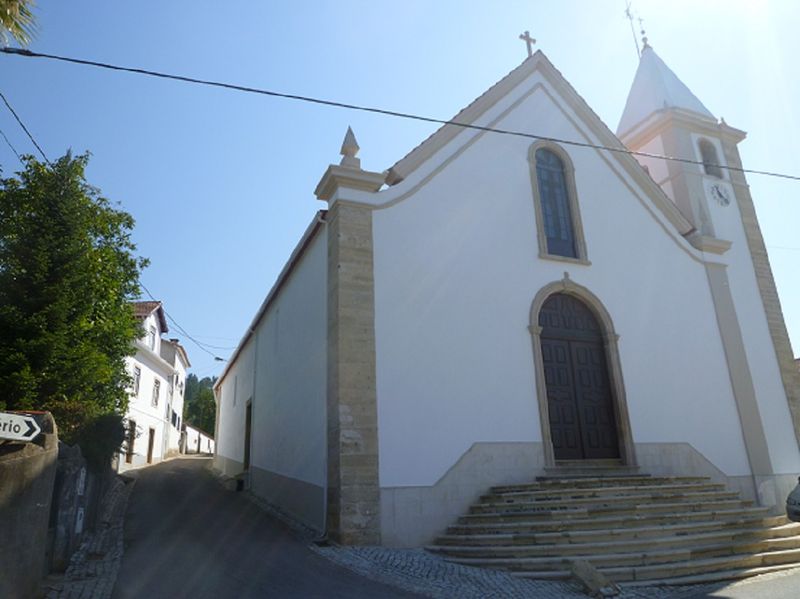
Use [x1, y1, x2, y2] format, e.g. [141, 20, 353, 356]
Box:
[132, 366, 141, 397]
[147, 326, 157, 350]
[152, 379, 160, 407]
[698, 139, 723, 178]
[529, 143, 587, 262]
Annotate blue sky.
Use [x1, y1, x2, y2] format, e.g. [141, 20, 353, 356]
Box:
[2, 1, 799, 378]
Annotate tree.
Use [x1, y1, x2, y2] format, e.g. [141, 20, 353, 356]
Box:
[0, 0, 36, 46]
[0, 153, 147, 443]
[184, 373, 216, 434]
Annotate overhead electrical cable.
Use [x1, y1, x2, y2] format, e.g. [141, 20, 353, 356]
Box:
[0, 125, 22, 163]
[2, 47, 799, 183]
[139, 281, 230, 361]
[0, 86, 50, 165]
[0, 85, 228, 365]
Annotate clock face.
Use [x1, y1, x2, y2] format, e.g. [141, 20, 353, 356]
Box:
[709, 183, 731, 207]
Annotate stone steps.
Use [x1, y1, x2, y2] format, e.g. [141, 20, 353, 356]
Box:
[460, 498, 753, 523]
[429, 473, 800, 585]
[470, 490, 740, 513]
[619, 562, 800, 586]
[511, 548, 800, 583]
[430, 523, 800, 558]
[442, 536, 800, 571]
[447, 506, 773, 534]
[481, 481, 725, 502]
[438, 515, 791, 546]
[491, 476, 708, 493]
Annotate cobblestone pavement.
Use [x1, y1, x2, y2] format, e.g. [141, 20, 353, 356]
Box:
[43, 475, 135, 599]
[311, 544, 800, 599]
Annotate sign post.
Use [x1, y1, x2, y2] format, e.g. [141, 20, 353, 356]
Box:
[0, 412, 42, 442]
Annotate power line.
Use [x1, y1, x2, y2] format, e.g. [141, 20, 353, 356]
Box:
[3, 47, 799, 183]
[0, 87, 227, 363]
[0, 87, 50, 165]
[0, 125, 22, 163]
[139, 282, 229, 361]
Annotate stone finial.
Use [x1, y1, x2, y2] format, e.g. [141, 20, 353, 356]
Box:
[340, 126, 361, 169]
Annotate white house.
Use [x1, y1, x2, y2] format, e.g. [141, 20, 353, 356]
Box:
[182, 424, 215, 455]
[119, 301, 190, 471]
[213, 44, 800, 560]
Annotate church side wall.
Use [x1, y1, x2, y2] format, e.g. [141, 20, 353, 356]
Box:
[214, 335, 255, 474]
[371, 78, 754, 545]
[214, 228, 328, 531]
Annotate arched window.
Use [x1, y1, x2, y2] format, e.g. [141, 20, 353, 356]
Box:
[698, 139, 723, 178]
[529, 144, 587, 261]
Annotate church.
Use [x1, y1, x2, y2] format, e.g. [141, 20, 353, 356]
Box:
[212, 39, 800, 570]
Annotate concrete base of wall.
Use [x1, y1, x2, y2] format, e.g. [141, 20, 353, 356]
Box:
[250, 466, 324, 531]
[380, 442, 546, 547]
[212, 454, 244, 477]
[379, 441, 797, 548]
[635, 442, 798, 513]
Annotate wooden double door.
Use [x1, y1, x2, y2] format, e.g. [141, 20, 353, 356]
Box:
[539, 293, 620, 460]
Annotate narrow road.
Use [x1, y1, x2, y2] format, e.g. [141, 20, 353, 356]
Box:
[112, 458, 420, 598]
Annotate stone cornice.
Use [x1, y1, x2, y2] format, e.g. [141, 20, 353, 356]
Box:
[687, 233, 733, 255]
[314, 165, 385, 201]
[620, 109, 746, 152]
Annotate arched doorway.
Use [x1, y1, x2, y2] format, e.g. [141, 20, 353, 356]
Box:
[539, 293, 619, 460]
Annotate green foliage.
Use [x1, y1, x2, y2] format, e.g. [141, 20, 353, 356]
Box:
[184, 373, 216, 434]
[74, 413, 126, 472]
[0, 0, 36, 46]
[0, 153, 147, 443]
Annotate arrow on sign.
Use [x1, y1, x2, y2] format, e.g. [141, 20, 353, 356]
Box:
[0, 412, 42, 442]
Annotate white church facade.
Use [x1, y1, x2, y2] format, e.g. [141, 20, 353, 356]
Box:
[213, 45, 800, 548]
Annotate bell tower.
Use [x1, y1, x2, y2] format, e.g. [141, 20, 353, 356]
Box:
[617, 42, 800, 504]
[616, 41, 741, 250]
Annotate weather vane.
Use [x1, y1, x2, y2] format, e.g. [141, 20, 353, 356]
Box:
[639, 16, 650, 50]
[519, 30, 536, 58]
[625, 2, 641, 58]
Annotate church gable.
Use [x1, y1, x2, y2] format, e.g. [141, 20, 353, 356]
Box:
[379, 51, 694, 246]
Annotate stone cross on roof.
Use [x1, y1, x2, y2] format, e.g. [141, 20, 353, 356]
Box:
[519, 30, 536, 57]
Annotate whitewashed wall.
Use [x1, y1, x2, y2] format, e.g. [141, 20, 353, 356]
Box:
[120, 351, 171, 471]
[159, 340, 188, 456]
[214, 226, 328, 529]
[215, 335, 255, 473]
[118, 313, 187, 472]
[371, 71, 754, 489]
[184, 424, 215, 454]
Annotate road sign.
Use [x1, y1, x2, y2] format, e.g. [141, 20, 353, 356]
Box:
[0, 412, 42, 442]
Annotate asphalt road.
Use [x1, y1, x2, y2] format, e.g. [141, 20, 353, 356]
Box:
[111, 457, 420, 599]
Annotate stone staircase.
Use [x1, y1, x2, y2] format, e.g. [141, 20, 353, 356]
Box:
[427, 474, 800, 586]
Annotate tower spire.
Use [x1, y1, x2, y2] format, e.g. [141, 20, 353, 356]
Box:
[339, 126, 361, 169]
